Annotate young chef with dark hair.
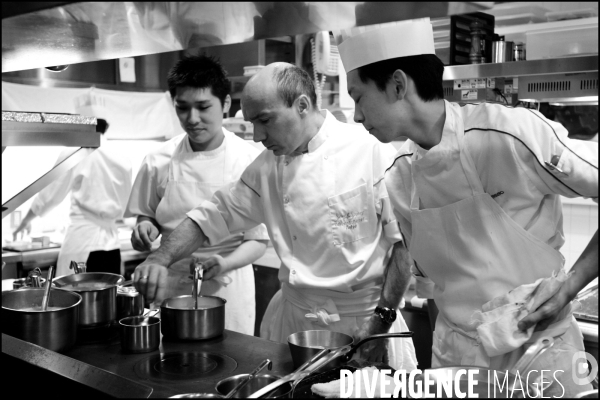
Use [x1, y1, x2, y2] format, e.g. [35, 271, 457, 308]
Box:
[338, 19, 598, 396]
[133, 62, 418, 371]
[125, 54, 268, 335]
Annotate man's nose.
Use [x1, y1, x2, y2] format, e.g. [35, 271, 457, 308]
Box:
[353, 107, 364, 124]
[253, 126, 266, 142]
[187, 108, 201, 124]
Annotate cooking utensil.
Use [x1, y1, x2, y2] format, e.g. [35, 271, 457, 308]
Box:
[288, 330, 413, 373]
[117, 284, 145, 319]
[170, 394, 224, 398]
[119, 309, 160, 353]
[247, 348, 332, 398]
[423, 336, 555, 398]
[193, 263, 203, 309]
[41, 266, 54, 311]
[220, 359, 272, 398]
[160, 295, 226, 340]
[2, 287, 82, 352]
[287, 330, 354, 370]
[53, 272, 124, 327]
[70, 261, 87, 274]
[217, 374, 292, 399]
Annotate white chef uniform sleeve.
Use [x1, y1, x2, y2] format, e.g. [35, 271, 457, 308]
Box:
[513, 108, 598, 199]
[374, 142, 403, 243]
[30, 165, 75, 217]
[124, 155, 162, 219]
[187, 170, 264, 247]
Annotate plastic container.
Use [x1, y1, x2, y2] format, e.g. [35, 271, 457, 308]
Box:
[526, 23, 598, 60]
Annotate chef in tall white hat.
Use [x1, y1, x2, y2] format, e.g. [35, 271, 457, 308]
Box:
[338, 18, 598, 396]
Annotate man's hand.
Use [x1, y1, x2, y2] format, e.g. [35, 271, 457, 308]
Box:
[201, 255, 230, 281]
[354, 315, 392, 364]
[12, 221, 32, 241]
[133, 262, 172, 305]
[517, 283, 572, 332]
[131, 220, 160, 252]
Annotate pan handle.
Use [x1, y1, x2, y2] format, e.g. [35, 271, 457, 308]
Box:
[345, 331, 414, 360]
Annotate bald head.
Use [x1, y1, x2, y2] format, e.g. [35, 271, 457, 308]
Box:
[242, 63, 318, 112]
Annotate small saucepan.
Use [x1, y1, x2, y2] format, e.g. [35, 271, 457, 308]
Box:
[160, 295, 226, 340]
[119, 309, 160, 353]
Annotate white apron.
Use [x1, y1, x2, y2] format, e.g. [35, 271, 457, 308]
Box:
[408, 104, 590, 396]
[260, 281, 418, 372]
[154, 132, 256, 335]
[56, 215, 119, 277]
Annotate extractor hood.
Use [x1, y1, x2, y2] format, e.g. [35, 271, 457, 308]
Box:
[1, 111, 100, 219]
[2, 2, 492, 73]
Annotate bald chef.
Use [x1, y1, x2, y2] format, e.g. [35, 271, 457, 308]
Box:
[337, 18, 598, 396]
[133, 62, 417, 370]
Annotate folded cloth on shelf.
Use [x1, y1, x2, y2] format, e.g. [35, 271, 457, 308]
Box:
[471, 270, 575, 357]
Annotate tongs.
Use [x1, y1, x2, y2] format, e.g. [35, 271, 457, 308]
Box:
[192, 262, 203, 309]
[248, 331, 414, 398]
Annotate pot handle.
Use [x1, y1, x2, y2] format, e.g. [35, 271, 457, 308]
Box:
[345, 331, 414, 359]
[509, 336, 554, 376]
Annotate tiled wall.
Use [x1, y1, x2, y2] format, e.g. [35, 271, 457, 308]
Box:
[561, 201, 598, 270]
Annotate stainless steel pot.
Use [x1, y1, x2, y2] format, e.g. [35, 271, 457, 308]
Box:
[160, 295, 226, 340]
[119, 314, 160, 353]
[2, 287, 82, 352]
[53, 272, 123, 327]
[117, 285, 144, 320]
[216, 374, 292, 398]
[287, 330, 354, 370]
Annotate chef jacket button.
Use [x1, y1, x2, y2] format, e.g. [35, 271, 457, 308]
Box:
[284, 161, 289, 166]
[283, 196, 289, 204]
[333, 241, 338, 246]
[293, 236, 297, 240]
[324, 156, 328, 160]
[291, 270, 296, 274]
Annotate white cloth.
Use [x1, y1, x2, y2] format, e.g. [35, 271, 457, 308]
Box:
[187, 110, 418, 370]
[31, 136, 132, 276]
[385, 101, 596, 396]
[125, 128, 267, 335]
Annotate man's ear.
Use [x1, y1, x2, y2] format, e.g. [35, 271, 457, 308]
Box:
[389, 69, 408, 101]
[222, 94, 232, 114]
[296, 94, 311, 116]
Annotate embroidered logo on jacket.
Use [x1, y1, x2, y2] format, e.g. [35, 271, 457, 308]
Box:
[333, 211, 365, 230]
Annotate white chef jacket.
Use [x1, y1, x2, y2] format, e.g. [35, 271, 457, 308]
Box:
[124, 129, 268, 255]
[187, 110, 401, 291]
[386, 101, 599, 296]
[31, 136, 133, 275]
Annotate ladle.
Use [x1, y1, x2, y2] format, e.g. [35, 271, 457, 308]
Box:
[41, 266, 54, 311]
[192, 263, 203, 310]
[225, 359, 272, 398]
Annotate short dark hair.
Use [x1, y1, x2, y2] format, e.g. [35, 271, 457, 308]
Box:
[273, 65, 318, 109]
[167, 54, 231, 106]
[357, 54, 444, 102]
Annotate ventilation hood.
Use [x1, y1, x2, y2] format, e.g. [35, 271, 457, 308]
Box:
[2, 2, 492, 73]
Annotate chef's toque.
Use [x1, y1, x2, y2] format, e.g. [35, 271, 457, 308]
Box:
[336, 18, 436, 73]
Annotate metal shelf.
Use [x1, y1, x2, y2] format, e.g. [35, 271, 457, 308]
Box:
[442, 55, 598, 80]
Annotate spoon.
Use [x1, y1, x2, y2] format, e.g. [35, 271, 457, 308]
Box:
[192, 262, 203, 310]
[41, 266, 54, 311]
[225, 359, 272, 398]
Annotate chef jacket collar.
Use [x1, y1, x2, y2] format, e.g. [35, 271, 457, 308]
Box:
[304, 110, 333, 154]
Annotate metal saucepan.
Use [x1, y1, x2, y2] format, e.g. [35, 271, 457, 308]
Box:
[117, 284, 145, 320]
[53, 272, 123, 328]
[216, 374, 292, 399]
[119, 309, 161, 353]
[287, 330, 413, 372]
[249, 331, 414, 398]
[160, 295, 226, 340]
[2, 287, 82, 352]
[423, 336, 556, 398]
